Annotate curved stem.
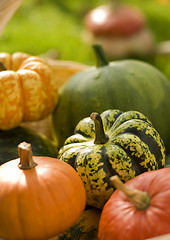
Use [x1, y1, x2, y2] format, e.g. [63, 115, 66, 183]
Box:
[110, 175, 150, 210]
[90, 112, 109, 144]
[92, 45, 109, 67]
[18, 142, 37, 170]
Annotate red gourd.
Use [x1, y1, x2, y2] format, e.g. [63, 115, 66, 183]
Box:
[98, 168, 170, 240]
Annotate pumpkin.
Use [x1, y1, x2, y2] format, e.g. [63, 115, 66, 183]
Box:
[57, 207, 101, 240]
[0, 142, 86, 240]
[51, 45, 170, 153]
[98, 169, 170, 240]
[58, 109, 165, 209]
[0, 125, 58, 165]
[0, 51, 58, 130]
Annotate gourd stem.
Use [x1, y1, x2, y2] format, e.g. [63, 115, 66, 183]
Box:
[90, 112, 109, 144]
[18, 142, 37, 170]
[110, 175, 150, 210]
[92, 44, 109, 67]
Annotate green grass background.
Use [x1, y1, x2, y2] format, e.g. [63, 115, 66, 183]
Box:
[1, 0, 170, 74]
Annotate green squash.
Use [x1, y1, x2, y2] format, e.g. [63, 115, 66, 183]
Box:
[0, 126, 58, 165]
[165, 154, 170, 167]
[52, 45, 170, 153]
[58, 109, 165, 209]
[57, 208, 101, 240]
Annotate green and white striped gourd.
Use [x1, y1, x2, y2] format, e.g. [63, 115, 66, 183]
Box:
[58, 109, 165, 209]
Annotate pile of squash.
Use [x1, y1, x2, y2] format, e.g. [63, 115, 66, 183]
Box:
[52, 45, 170, 154]
[0, 45, 170, 240]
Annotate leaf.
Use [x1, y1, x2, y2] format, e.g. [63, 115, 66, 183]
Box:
[0, 0, 23, 36]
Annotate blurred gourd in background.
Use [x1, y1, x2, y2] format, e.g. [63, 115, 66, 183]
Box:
[82, 0, 170, 80]
[82, 2, 155, 59]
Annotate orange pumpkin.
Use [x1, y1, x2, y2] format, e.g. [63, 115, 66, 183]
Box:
[98, 169, 170, 240]
[0, 52, 59, 130]
[0, 142, 86, 240]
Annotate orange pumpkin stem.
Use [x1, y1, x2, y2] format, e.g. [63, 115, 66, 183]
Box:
[18, 142, 37, 170]
[110, 175, 150, 210]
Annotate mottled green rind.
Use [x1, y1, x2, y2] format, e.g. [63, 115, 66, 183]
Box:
[57, 208, 101, 240]
[52, 60, 170, 153]
[58, 110, 165, 209]
[0, 126, 58, 165]
[165, 154, 170, 167]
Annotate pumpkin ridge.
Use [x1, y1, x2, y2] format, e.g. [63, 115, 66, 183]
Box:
[75, 129, 94, 139]
[59, 145, 85, 168]
[33, 67, 53, 119]
[36, 175, 57, 238]
[128, 127, 164, 167]
[110, 119, 165, 168]
[122, 125, 164, 168]
[112, 131, 160, 171]
[0, 71, 23, 129]
[110, 111, 152, 131]
[99, 146, 120, 189]
[18, 169, 48, 239]
[16, 171, 27, 240]
[37, 169, 68, 238]
[102, 110, 123, 132]
[17, 72, 26, 123]
[110, 140, 151, 176]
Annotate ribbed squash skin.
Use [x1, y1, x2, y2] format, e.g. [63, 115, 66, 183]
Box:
[0, 52, 59, 130]
[0, 126, 58, 165]
[52, 60, 170, 153]
[58, 109, 165, 209]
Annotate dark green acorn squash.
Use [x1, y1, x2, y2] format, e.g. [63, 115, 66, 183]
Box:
[0, 126, 58, 165]
[52, 45, 170, 153]
[58, 109, 165, 209]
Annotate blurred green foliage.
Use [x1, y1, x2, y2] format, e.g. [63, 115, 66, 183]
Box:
[0, 0, 170, 73]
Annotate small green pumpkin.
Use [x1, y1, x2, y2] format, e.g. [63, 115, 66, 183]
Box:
[58, 109, 165, 209]
[0, 126, 58, 165]
[52, 45, 170, 153]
